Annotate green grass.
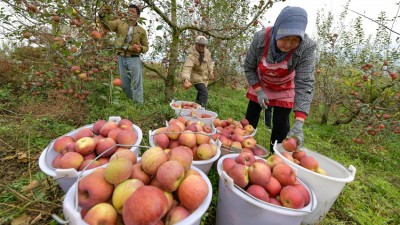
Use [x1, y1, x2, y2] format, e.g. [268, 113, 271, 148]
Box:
[0, 72, 399, 225]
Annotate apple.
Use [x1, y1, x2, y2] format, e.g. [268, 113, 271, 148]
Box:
[282, 137, 298, 152]
[230, 141, 243, 151]
[117, 130, 138, 146]
[112, 179, 144, 213]
[118, 118, 133, 130]
[219, 135, 232, 147]
[213, 118, 222, 127]
[233, 127, 244, 136]
[231, 133, 245, 142]
[59, 152, 84, 170]
[246, 184, 269, 202]
[178, 174, 209, 211]
[235, 151, 255, 166]
[92, 119, 107, 135]
[73, 127, 94, 141]
[279, 185, 305, 209]
[316, 167, 328, 175]
[227, 163, 249, 188]
[53, 136, 74, 153]
[299, 156, 319, 171]
[96, 137, 117, 157]
[99, 121, 118, 137]
[168, 146, 193, 171]
[281, 152, 294, 162]
[240, 118, 250, 127]
[83, 203, 117, 225]
[195, 131, 210, 145]
[177, 131, 197, 148]
[156, 160, 185, 192]
[272, 163, 297, 186]
[241, 137, 257, 149]
[74, 137, 96, 156]
[248, 161, 271, 186]
[269, 197, 282, 206]
[107, 127, 122, 141]
[176, 116, 188, 125]
[203, 124, 213, 133]
[222, 158, 237, 172]
[52, 154, 62, 168]
[110, 149, 137, 164]
[78, 159, 102, 171]
[154, 133, 170, 149]
[185, 124, 198, 132]
[165, 206, 190, 225]
[266, 154, 284, 169]
[252, 146, 267, 156]
[78, 168, 114, 210]
[91, 30, 102, 40]
[140, 147, 168, 175]
[292, 150, 306, 161]
[130, 163, 151, 185]
[263, 176, 281, 198]
[164, 191, 174, 213]
[293, 183, 310, 206]
[166, 123, 182, 140]
[196, 143, 215, 160]
[104, 157, 133, 185]
[244, 124, 255, 134]
[122, 186, 168, 225]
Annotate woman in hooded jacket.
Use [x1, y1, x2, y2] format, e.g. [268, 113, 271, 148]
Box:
[244, 6, 316, 150]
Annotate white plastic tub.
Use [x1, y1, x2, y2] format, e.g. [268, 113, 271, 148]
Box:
[182, 109, 218, 126]
[216, 154, 317, 225]
[273, 143, 356, 224]
[61, 164, 212, 225]
[169, 100, 204, 116]
[149, 130, 221, 174]
[38, 116, 143, 193]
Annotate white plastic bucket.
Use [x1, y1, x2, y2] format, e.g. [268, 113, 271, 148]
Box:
[169, 100, 204, 116]
[216, 154, 317, 225]
[273, 143, 356, 224]
[61, 163, 212, 225]
[38, 116, 143, 193]
[182, 109, 218, 126]
[148, 130, 221, 174]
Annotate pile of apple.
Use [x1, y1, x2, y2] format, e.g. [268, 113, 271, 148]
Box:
[222, 152, 311, 209]
[213, 117, 256, 137]
[170, 101, 201, 110]
[186, 110, 214, 119]
[77, 146, 209, 225]
[151, 117, 218, 160]
[51, 118, 139, 171]
[280, 137, 328, 175]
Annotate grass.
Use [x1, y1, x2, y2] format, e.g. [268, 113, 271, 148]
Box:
[0, 71, 399, 225]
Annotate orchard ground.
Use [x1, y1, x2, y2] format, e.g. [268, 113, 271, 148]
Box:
[0, 60, 399, 225]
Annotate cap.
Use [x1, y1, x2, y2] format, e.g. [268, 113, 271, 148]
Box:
[195, 35, 208, 45]
[274, 7, 308, 40]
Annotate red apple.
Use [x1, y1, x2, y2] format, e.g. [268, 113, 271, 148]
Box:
[178, 174, 209, 211]
[241, 136, 257, 149]
[293, 183, 311, 206]
[266, 154, 284, 169]
[177, 131, 197, 148]
[107, 127, 122, 141]
[235, 151, 255, 166]
[122, 186, 168, 225]
[130, 163, 151, 185]
[280, 185, 305, 209]
[248, 161, 271, 186]
[156, 160, 185, 192]
[74, 137, 96, 156]
[92, 119, 107, 135]
[282, 137, 298, 152]
[73, 127, 94, 141]
[78, 159, 102, 171]
[269, 197, 282, 206]
[166, 123, 182, 140]
[117, 130, 138, 146]
[99, 121, 118, 137]
[263, 176, 281, 198]
[165, 206, 190, 225]
[154, 133, 170, 149]
[292, 150, 306, 161]
[168, 146, 193, 171]
[140, 147, 168, 175]
[118, 118, 133, 130]
[78, 168, 114, 210]
[195, 131, 211, 145]
[272, 163, 297, 186]
[299, 156, 319, 171]
[240, 118, 250, 127]
[281, 152, 294, 162]
[196, 143, 215, 160]
[227, 163, 249, 188]
[112, 179, 144, 213]
[247, 184, 269, 202]
[96, 137, 117, 157]
[59, 151, 84, 170]
[53, 136, 74, 153]
[110, 149, 137, 164]
[83, 203, 118, 225]
[104, 157, 133, 185]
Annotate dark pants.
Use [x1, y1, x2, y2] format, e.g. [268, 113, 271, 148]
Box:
[245, 100, 291, 150]
[194, 83, 208, 108]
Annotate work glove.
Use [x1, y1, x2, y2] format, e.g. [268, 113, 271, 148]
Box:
[99, 5, 112, 18]
[256, 90, 269, 109]
[287, 120, 304, 148]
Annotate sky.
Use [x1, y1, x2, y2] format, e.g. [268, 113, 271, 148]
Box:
[258, 0, 400, 40]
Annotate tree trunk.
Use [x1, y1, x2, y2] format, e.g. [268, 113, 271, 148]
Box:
[320, 102, 330, 125]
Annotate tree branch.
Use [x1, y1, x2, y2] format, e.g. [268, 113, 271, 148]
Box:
[142, 61, 167, 81]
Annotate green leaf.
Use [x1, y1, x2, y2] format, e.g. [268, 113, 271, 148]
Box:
[156, 25, 163, 30]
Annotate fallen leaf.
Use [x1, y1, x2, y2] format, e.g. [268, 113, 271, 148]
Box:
[11, 213, 31, 225]
[22, 180, 39, 192]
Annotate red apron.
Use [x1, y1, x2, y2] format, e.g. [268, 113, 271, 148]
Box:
[246, 27, 296, 109]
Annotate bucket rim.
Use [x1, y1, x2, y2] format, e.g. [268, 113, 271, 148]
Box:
[273, 143, 356, 183]
[217, 154, 318, 216]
